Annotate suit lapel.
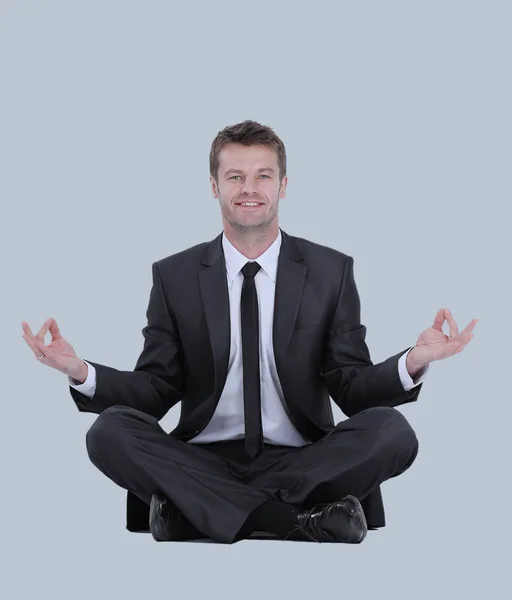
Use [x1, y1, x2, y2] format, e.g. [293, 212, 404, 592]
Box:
[198, 228, 306, 398]
[272, 229, 307, 374]
[199, 232, 231, 399]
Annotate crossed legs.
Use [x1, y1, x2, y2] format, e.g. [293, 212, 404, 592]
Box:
[85, 405, 418, 543]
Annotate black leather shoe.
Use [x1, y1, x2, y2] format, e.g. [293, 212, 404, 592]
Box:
[283, 495, 367, 543]
[149, 492, 204, 541]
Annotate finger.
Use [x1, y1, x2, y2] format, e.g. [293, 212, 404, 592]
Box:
[21, 323, 49, 358]
[33, 339, 49, 359]
[466, 318, 479, 332]
[22, 332, 37, 353]
[455, 333, 474, 353]
[21, 321, 35, 338]
[444, 308, 459, 338]
[36, 318, 52, 343]
[451, 318, 477, 342]
[48, 318, 63, 341]
[460, 320, 478, 340]
[454, 326, 476, 349]
[36, 339, 48, 354]
[22, 333, 46, 358]
[432, 308, 445, 332]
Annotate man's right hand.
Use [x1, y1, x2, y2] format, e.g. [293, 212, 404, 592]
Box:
[22, 318, 88, 383]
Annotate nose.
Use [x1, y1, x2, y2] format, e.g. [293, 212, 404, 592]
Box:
[240, 180, 259, 196]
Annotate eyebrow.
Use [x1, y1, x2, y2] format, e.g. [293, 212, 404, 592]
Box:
[224, 167, 276, 175]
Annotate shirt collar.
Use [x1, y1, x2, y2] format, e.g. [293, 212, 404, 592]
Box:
[222, 228, 282, 283]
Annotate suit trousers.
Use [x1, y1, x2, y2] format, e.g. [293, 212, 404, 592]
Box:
[85, 404, 419, 544]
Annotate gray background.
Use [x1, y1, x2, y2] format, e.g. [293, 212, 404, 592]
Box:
[2, 0, 510, 598]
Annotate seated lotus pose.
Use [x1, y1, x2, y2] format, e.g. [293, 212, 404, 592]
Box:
[22, 119, 477, 544]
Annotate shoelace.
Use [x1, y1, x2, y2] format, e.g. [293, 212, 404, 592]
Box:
[282, 503, 340, 543]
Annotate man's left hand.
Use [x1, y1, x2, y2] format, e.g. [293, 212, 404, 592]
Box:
[407, 308, 478, 375]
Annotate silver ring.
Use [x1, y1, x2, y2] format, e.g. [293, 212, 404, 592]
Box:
[37, 353, 45, 359]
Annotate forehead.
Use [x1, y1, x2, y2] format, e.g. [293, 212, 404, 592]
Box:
[218, 143, 278, 171]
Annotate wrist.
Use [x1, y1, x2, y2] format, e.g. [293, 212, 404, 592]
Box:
[70, 360, 88, 384]
[406, 347, 427, 378]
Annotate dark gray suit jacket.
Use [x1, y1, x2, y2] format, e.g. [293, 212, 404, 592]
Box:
[69, 228, 423, 531]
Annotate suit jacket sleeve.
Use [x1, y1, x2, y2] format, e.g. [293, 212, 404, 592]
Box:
[68, 261, 186, 419]
[320, 255, 423, 417]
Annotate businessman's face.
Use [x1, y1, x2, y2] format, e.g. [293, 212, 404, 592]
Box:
[211, 143, 287, 234]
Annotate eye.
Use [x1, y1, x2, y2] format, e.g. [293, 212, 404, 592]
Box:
[228, 174, 270, 180]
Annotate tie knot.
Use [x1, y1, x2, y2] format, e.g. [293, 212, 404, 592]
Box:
[241, 261, 261, 278]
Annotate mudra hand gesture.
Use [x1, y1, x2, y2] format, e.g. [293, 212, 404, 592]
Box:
[21, 317, 85, 380]
[407, 308, 478, 372]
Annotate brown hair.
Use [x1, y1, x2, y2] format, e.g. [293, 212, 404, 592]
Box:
[209, 120, 287, 184]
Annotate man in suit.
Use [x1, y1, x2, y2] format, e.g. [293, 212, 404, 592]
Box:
[21, 120, 478, 544]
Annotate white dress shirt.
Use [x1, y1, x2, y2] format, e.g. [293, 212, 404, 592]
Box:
[70, 230, 428, 446]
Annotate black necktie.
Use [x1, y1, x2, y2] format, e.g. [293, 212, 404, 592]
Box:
[241, 261, 263, 458]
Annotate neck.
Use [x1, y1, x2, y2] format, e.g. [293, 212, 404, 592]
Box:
[223, 223, 279, 259]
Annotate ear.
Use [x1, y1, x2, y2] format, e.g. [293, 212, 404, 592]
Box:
[279, 176, 288, 197]
[210, 176, 218, 198]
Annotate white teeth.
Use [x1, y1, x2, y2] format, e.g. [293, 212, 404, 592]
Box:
[240, 202, 259, 206]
